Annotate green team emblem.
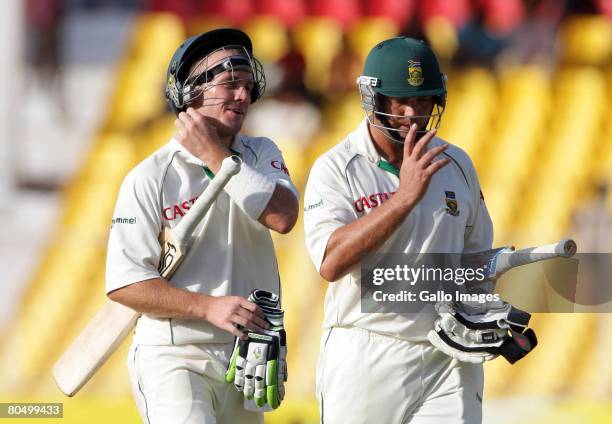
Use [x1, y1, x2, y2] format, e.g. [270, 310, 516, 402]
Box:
[407, 60, 424, 86]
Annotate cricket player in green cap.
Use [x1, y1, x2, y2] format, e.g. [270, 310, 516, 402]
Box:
[304, 36, 495, 423]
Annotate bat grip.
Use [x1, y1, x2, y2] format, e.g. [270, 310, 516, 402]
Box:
[493, 238, 577, 277]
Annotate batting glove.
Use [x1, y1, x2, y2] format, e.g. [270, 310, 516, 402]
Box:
[225, 290, 288, 409]
[428, 300, 537, 364]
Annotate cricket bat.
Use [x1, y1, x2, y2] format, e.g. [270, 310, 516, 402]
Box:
[463, 238, 577, 281]
[52, 155, 242, 396]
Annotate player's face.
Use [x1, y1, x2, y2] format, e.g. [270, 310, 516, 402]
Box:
[380, 95, 434, 139]
[191, 49, 255, 136]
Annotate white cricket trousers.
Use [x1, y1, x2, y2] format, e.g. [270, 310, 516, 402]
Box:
[127, 342, 263, 424]
[316, 327, 483, 424]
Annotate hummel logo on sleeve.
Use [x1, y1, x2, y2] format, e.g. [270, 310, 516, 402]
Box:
[111, 217, 137, 228]
[304, 199, 323, 212]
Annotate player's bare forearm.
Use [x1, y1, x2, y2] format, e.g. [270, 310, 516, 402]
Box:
[320, 193, 417, 282]
[258, 184, 299, 234]
[107, 278, 208, 319]
[107, 278, 269, 338]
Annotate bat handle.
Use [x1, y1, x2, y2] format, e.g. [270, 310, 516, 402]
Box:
[494, 238, 577, 277]
[220, 155, 242, 177]
[556, 238, 578, 257]
[515, 238, 577, 258]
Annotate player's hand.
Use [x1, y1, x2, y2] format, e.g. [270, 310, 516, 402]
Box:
[200, 295, 270, 339]
[225, 290, 288, 410]
[174, 107, 230, 169]
[396, 123, 450, 205]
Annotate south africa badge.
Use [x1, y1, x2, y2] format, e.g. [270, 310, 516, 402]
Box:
[407, 60, 424, 86]
[445, 191, 460, 216]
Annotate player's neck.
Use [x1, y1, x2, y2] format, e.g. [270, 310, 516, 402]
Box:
[369, 125, 403, 168]
[220, 134, 235, 148]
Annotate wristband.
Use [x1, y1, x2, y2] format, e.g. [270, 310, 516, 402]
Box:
[224, 163, 276, 219]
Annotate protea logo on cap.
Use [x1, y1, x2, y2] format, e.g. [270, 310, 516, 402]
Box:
[407, 60, 424, 86]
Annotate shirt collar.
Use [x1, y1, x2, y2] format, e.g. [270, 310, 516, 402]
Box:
[170, 136, 243, 168]
[347, 118, 412, 178]
[347, 118, 448, 178]
[170, 138, 205, 166]
[347, 118, 382, 166]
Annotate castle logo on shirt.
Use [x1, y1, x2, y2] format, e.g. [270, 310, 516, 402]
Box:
[354, 191, 395, 213]
[445, 191, 460, 216]
[163, 197, 199, 221]
[271, 160, 290, 175]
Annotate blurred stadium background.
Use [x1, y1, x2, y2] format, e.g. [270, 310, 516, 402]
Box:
[1, 0, 611, 422]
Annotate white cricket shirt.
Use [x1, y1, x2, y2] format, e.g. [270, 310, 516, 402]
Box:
[304, 118, 493, 341]
[106, 135, 298, 345]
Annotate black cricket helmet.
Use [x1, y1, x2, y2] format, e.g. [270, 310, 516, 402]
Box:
[165, 28, 266, 116]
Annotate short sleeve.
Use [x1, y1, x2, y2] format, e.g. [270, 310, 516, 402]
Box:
[105, 171, 163, 294]
[252, 138, 299, 200]
[303, 156, 357, 272]
[463, 162, 494, 253]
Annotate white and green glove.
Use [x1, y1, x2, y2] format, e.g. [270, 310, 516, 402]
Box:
[225, 290, 288, 410]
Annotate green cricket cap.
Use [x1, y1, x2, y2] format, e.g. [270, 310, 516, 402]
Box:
[362, 36, 445, 97]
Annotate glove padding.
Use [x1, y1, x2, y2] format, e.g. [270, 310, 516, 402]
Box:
[428, 300, 537, 364]
[225, 290, 288, 410]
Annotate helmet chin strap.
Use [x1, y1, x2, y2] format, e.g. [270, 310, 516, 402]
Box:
[372, 115, 428, 145]
[378, 115, 406, 144]
[370, 101, 436, 145]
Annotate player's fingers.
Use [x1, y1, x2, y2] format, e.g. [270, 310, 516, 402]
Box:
[425, 157, 450, 176]
[178, 110, 194, 129]
[186, 107, 202, 123]
[174, 118, 187, 139]
[224, 322, 246, 340]
[234, 309, 269, 330]
[231, 314, 249, 328]
[418, 143, 448, 167]
[403, 123, 418, 157]
[174, 117, 186, 129]
[241, 300, 267, 319]
[249, 314, 270, 331]
[412, 129, 437, 160]
[231, 314, 266, 333]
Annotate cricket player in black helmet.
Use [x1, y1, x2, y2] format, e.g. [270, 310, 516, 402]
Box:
[107, 28, 298, 423]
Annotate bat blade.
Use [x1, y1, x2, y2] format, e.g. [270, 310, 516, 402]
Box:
[52, 301, 139, 396]
[157, 227, 185, 278]
[52, 155, 241, 396]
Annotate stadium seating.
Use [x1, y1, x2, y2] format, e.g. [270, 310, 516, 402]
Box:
[242, 15, 291, 63]
[255, 0, 308, 28]
[291, 17, 344, 93]
[363, 0, 416, 28]
[560, 15, 612, 66]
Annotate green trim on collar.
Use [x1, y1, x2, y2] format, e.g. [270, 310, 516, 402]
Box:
[202, 166, 215, 180]
[378, 160, 399, 177]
